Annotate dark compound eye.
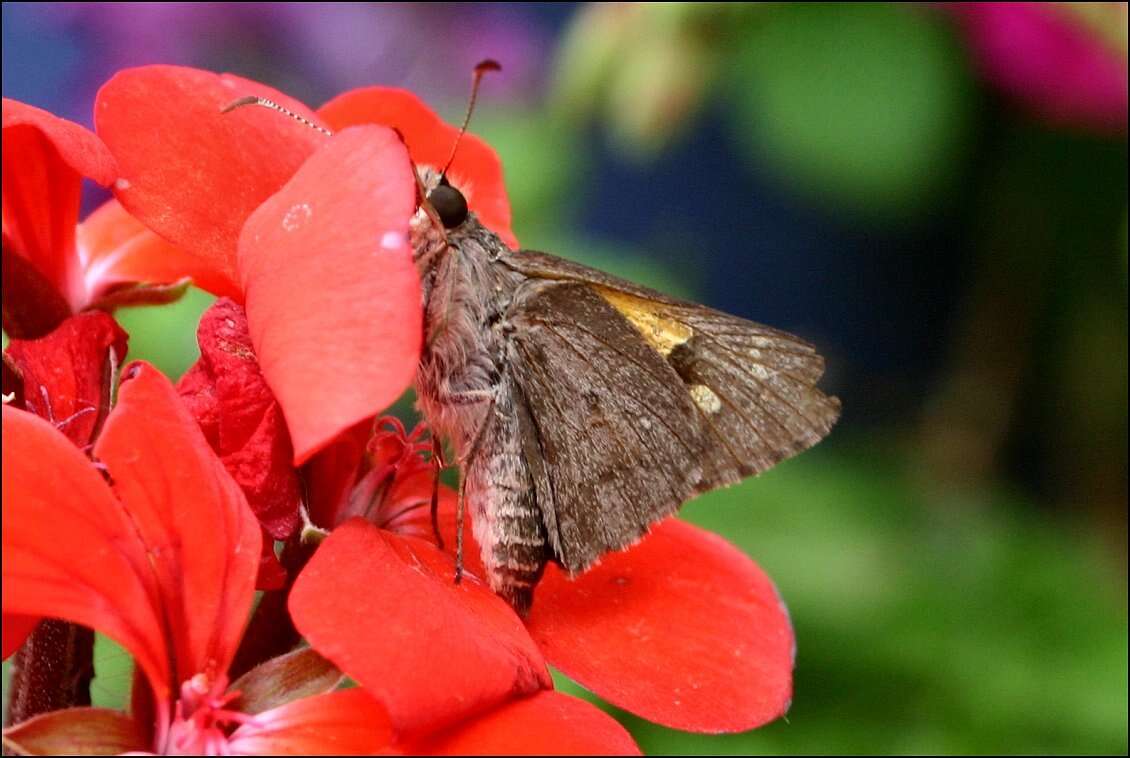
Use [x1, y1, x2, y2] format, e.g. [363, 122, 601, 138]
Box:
[427, 182, 468, 229]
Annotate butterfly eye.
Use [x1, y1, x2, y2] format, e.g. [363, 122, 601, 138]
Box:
[427, 183, 468, 229]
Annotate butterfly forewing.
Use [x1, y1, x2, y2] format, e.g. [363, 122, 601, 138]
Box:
[501, 250, 841, 575]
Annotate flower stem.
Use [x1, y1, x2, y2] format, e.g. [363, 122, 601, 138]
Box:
[4, 621, 94, 727]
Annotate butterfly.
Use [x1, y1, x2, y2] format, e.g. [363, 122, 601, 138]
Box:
[229, 61, 839, 615]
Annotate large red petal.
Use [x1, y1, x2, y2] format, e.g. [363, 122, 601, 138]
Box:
[1, 405, 169, 698]
[526, 519, 795, 733]
[409, 691, 641, 756]
[177, 299, 301, 539]
[77, 197, 239, 301]
[226, 689, 392, 756]
[3, 98, 115, 314]
[289, 520, 551, 736]
[94, 362, 261, 691]
[319, 87, 518, 249]
[239, 125, 421, 464]
[5, 311, 128, 447]
[94, 66, 328, 295]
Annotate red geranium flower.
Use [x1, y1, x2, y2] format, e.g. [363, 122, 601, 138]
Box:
[2, 363, 639, 755]
[2, 363, 390, 754]
[91, 64, 796, 740]
[1, 98, 216, 340]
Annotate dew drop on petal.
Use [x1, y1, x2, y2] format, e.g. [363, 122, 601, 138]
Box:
[281, 203, 312, 232]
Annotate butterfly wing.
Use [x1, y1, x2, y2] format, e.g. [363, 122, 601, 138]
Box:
[502, 251, 840, 574]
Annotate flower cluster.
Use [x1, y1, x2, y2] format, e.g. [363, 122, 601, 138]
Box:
[3, 66, 794, 755]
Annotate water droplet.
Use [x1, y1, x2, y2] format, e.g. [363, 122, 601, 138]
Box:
[281, 203, 312, 232]
[114, 178, 131, 191]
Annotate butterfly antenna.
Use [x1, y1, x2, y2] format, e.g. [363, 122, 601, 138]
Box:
[221, 95, 333, 137]
[439, 59, 501, 179]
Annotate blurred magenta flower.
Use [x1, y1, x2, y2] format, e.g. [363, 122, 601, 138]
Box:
[950, 2, 1128, 133]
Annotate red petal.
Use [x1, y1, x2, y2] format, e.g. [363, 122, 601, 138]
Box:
[227, 689, 392, 756]
[176, 299, 301, 539]
[94, 362, 261, 692]
[410, 691, 641, 756]
[239, 125, 421, 464]
[2, 405, 170, 698]
[289, 520, 551, 735]
[5, 311, 128, 447]
[2, 614, 39, 660]
[0, 706, 147, 755]
[526, 519, 795, 733]
[94, 66, 328, 295]
[77, 197, 240, 301]
[319, 88, 518, 249]
[2, 98, 115, 314]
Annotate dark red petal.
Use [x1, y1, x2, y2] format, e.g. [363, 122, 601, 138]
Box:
[94, 66, 328, 295]
[303, 419, 372, 529]
[289, 520, 551, 735]
[2, 97, 118, 315]
[5, 311, 127, 447]
[239, 125, 421, 464]
[526, 519, 795, 733]
[226, 689, 392, 756]
[176, 299, 301, 539]
[2, 233, 75, 339]
[2, 614, 39, 660]
[94, 362, 261, 691]
[77, 197, 240, 301]
[229, 647, 343, 717]
[0, 707, 147, 755]
[410, 691, 642, 756]
[319, 87, 518, 249]
[2, 405, 170, 698]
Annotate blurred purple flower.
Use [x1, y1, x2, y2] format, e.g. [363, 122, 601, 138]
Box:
[9, 3, 548, 125]
[949, 2, 1127, 134]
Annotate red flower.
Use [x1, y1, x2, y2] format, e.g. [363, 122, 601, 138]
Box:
[2, 363, 638, 755]
[1, 99, 212, 340]
[91, 64, 796, 740]
[2, 363, 392, 754]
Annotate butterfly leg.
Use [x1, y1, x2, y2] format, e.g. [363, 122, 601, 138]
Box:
[429, 434, 445, 551]
[451, 392, 497, 585]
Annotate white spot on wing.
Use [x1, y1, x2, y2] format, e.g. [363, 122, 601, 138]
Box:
[281, 203, 312, 232]
[690, 384, 722, 414]
[114, 178, 131, 191]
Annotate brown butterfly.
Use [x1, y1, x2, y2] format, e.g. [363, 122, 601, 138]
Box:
[230, 62, 840, 615]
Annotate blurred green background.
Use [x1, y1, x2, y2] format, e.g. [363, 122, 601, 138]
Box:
[3, 3, 1127, 754]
